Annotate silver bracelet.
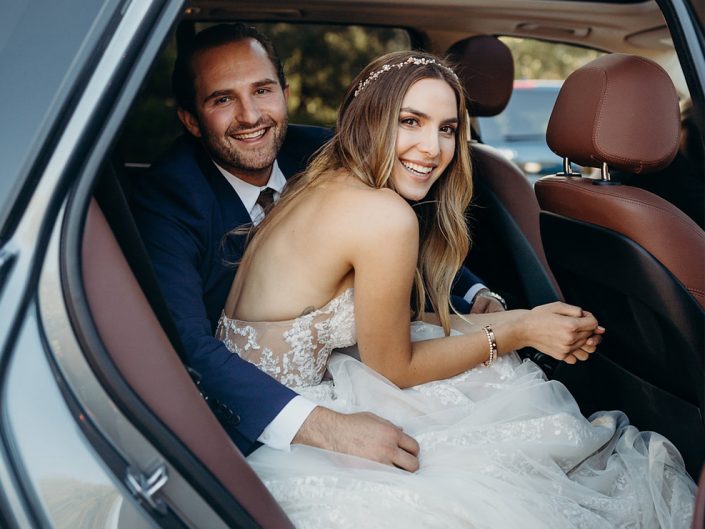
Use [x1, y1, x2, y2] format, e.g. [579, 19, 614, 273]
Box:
[481, 324, 498, 367]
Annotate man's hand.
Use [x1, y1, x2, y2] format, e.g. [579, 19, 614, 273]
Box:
[292, 407, 420, 472]
[470, 288, 506, 313]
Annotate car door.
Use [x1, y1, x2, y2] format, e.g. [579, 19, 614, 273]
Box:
[0, 1, 266, 528]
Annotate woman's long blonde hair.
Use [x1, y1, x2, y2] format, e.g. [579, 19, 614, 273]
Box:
[236, 50, 473, 334]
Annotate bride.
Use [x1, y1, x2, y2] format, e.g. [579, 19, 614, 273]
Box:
[216, 50, 696, 528]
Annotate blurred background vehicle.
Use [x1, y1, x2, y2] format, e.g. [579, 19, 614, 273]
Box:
[478, 80, 565, 183]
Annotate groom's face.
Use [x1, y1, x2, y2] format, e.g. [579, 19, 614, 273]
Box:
[178, 39, 289, 186]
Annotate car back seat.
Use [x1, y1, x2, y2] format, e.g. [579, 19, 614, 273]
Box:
[86, 165, 295, 528]
[82, 121, 335, 526]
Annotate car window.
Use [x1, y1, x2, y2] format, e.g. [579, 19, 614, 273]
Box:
[115, 22, 411, 164]
[477, 37, 604, 180]
[0, 0, 122, 236]
[480, 82, 562, 143]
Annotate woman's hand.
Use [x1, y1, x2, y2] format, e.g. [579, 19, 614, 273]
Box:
[519, 302, 605, 364]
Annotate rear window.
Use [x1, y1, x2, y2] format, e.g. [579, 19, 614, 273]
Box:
[480, 83, 561, 143]
[476, 37, 604, 179]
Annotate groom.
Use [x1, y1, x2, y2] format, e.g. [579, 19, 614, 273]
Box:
[131, 23, 495, 471]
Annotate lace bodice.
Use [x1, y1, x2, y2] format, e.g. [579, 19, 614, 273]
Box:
[216, 288, 356, 388]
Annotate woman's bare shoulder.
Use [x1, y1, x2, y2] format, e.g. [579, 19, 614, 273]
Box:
[330, 182, 418, 237]
[319, 184, 418, 282]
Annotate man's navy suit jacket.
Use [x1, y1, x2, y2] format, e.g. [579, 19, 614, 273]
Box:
[131, 125, 481, 455]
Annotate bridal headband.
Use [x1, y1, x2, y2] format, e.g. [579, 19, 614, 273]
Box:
[353, 56, 459, 97]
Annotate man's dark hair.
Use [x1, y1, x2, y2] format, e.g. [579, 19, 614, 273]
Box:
[172, 23, 287, 114]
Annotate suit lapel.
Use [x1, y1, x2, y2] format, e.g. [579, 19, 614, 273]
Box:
[277, 147, 298, 180]
[193, 141, 251, 228]
[191, 141, 250, 263]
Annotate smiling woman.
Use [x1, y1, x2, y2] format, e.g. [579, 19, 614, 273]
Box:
[393, 78, 458, 201]
[227, 50, 472, 338]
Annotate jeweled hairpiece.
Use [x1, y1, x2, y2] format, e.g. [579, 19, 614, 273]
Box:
[353, 56, 459, 97]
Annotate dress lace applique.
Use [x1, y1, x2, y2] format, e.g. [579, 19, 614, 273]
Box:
[216, 288, 355, 388]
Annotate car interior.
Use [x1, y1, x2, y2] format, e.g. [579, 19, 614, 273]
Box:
[67, 0, 704, 526]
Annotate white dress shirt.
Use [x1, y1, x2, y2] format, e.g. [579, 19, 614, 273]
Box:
[214, 160, 317, 450]
[216, 160, 287, 225]
[464, 283, 487, 306]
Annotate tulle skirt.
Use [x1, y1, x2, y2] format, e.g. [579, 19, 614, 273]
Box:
[248, 322, 696, 528]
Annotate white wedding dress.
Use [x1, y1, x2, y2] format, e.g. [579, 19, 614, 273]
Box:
[217, 288, 696, 529]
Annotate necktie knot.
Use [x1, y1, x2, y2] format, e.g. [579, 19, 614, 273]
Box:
[256, 187, 276, 212]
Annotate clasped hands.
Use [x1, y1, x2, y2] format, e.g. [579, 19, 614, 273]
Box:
[472, 292, 604, 364]
[523, 301, 605, 364]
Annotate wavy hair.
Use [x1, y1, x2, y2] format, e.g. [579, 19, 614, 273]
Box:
[239, 50, 473, 334]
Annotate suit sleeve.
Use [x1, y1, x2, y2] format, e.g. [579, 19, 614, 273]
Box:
[451, 265, 485, 297]
[450, 265, 486, 313]
[131, 173, 297, 449]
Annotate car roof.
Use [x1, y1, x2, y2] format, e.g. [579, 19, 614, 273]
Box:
[187, 0, 689, 96]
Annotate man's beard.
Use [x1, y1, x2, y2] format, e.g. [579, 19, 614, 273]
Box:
[202, 115, 288, 175]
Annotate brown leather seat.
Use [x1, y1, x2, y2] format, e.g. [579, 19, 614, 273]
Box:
[534, 53, 705, 477]
[447, 36, 562, 311]
[82, 195, 295, 527]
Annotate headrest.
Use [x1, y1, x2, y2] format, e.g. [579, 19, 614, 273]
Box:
[447, 35, 514, 117]
[546, 54, 679, 174]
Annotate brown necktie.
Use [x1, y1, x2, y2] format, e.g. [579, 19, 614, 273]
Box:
[256, 187, 276, 212]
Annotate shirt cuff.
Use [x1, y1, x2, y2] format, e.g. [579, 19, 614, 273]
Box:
[257, 396, 317, 451]
[463, 283, 487, 305]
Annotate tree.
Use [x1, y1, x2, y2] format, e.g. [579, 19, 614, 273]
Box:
[502, 37, 602, 80]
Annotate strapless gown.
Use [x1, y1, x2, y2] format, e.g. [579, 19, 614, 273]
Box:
[216, 288, 696, 529]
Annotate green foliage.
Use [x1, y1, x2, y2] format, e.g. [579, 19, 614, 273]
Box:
[113, 36, 181, 164]
[501, 37, 603, 80]
[259, 24, 409, 126]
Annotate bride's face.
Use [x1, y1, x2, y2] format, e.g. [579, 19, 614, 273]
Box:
[391, 78, 458, 201]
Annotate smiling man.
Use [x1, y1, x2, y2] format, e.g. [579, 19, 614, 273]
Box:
[177, 37, 289, 188]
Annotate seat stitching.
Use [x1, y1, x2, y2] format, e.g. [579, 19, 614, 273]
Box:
[546, 181, 705, 241]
